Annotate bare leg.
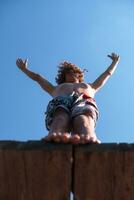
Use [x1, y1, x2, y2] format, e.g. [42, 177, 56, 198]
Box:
[44, 108, 71, 143]
[72, 115, 101, 144]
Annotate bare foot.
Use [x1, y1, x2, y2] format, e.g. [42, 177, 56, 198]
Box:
[42, 133, 71, 143]
[41, 133, 57, 142]
[79, 134, 92, 144]
[93, 138, 101, 144]
[89, 136, 101, 144]
[79, 134, 101, 144]
[42, 133, 101, 144]
[79, 134, 86, 144]
[52, 133, 71, 143]
[70, 134, 80, 144]
[53, 133, 62, 142]
[60, 133, 71, 143]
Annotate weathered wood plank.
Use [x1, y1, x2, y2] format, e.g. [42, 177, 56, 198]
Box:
[0, 141, 72, 200]
[73, 143, 134, 200]
[0, 150, 9, 200]
[1, 141, 134, 200]
[2, 150, 28, 200]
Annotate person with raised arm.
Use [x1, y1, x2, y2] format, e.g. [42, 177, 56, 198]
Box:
[16, 53, 120, 144]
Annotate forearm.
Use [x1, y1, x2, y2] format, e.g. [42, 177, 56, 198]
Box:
[21, 67, 55, 94]
[91, 60, 119, 91]
[21, 68, 39, 81]
[105, 60, 119, 75]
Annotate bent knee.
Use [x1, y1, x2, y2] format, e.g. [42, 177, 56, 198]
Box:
[73, 114, 89, 121]
[72, 114, 94, 126]
[53, 108, 70, 121]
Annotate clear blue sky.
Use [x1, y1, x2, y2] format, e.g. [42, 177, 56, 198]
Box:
[0, 0, 134, 143]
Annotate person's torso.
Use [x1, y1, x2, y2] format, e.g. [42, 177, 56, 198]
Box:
[51, 82, 95, 98]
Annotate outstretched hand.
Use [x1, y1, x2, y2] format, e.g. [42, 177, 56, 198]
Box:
[108, 53, 120, 63]
[16, 58, 28, 71]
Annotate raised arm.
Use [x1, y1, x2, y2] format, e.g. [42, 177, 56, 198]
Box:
[90, 53, 120, 92]
[16, 58, 55, 96]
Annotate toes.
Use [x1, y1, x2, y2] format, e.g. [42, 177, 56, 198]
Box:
[60, 133, 71, 143]
[70, 134, 80, 144]
[89, 136, 97, 143]
[89, 137, 101, 144]
[84, 135, 91, 143]
[54, 133, 71, 143]
[80, 134, 86, 144]
[42, 133, 101, 144]
[95, 139, 101, 144]
[41, 133, 60, 142]
[44, 133, 72, 143]
[79, 135, 101, 144]
[53, 133, 62, 142]
[42, 133, 72, 143]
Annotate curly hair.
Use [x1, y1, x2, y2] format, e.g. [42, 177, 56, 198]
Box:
[55, 61, 84, 84]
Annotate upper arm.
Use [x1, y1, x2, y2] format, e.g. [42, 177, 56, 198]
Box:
[36, 74, 56, 95]
[90, 71, 111, 92]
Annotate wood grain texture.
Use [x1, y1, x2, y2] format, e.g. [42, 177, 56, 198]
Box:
[0, 141, 72, 200]
[73, 144, 134, 200]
